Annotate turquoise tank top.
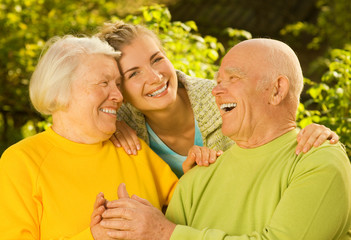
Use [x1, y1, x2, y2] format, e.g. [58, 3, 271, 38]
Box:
[146, 119, 204, 178]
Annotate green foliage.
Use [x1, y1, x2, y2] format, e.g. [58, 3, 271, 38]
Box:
[297, 47, 351, 156]
[225, 27, 252, 48]
[280, 0, 351, 158]
[281, 0, 351, 50]
[280, 0, 351, 82]
[315, 0, 351, 49]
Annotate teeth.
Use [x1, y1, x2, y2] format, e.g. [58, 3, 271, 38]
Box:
[100, 108, 117, 115]
[147, 84, 167, 97]
[220, 103, 237, 112]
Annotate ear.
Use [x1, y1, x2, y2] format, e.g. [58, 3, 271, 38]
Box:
[269, 75, 290, 105]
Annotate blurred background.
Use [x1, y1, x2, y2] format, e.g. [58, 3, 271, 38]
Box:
[0, 0, 350, 157]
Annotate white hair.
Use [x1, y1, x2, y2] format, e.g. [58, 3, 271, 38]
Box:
[29, 35, 121, 115]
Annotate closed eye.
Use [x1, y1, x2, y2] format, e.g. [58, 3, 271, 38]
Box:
[99, 81, 108, 87]
[152, 57, 163, 64]
[128, 71, 139, 79]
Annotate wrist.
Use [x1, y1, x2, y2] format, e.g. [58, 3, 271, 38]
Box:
[163, 220, 176, 240]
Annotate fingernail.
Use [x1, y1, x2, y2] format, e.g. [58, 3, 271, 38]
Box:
[296, 149, 300, 155]
[303, 147, 308, 153]
[127, 150, 132, 154]
[137, 145, 141, 150]
[133, 150, 137, 155]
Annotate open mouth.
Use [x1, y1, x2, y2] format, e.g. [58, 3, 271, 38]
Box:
[220, 103, 237, 112]
[147, 82, 168, 97]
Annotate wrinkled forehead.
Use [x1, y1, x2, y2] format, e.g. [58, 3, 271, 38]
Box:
[74, 54, 120, 80]
[215, 66, 246, 82]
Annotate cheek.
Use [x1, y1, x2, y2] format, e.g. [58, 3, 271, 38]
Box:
[123, 79, 140, 92]
[84, 90, 107, 109]
[159, 60, 175, 74]
[122, 82, 142, 103]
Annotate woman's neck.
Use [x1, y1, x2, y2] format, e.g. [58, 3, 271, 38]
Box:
[51, 112, 109, 144]
[145, 88, 196, 155]
[144, 88, 194, 136]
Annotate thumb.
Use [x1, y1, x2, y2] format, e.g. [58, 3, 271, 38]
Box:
[118, 183, 130, 199]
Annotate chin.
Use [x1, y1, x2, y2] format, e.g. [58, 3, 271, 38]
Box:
[221, 126, 237, 139]
[100, 126, 116, 136]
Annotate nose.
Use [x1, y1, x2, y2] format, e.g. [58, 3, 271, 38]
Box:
[110, 84, 123, 103]
[212, 83, 225, 97]
[146, 67, 162, 85]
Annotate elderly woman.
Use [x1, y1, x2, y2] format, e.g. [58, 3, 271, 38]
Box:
[0, 35, 177, 239]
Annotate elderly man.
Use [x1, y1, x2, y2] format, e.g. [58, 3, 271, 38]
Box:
[99, 38, 351, 240]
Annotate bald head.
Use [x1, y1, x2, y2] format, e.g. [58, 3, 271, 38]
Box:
[225, 39, 304, 103]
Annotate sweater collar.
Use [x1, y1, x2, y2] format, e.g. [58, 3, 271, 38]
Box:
[46, 127, 105, 155]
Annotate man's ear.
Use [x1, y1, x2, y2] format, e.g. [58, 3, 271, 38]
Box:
[270, 75, 290, 105]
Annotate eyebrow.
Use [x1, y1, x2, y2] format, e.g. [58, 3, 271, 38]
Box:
[150, 51, 160, 61]
[215, 67, 246, 82]
[104, 73, 121, 83]
[225, 67, 246, 77]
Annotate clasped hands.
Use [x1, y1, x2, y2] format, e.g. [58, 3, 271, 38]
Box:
[90, 183, 175, 240]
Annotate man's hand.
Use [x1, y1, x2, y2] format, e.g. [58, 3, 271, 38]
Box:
[101, 183, 176, 240]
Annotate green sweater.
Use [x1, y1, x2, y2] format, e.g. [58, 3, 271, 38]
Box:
[166, 129, 351, 240]
[117, 70, 234, 151]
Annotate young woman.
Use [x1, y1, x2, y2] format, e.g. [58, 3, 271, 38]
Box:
[97, 21, 338, 178]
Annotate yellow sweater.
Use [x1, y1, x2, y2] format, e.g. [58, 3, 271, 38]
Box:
[0, 127, 178, 239]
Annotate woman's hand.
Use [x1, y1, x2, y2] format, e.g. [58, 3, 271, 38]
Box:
[296, 123, 339, 155]
[110, 120, 141, 155]
[90, 192, 113, 240]
[182, 146, 223, 174]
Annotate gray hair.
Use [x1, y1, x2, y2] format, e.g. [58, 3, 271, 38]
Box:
[29, 35, 121, 115]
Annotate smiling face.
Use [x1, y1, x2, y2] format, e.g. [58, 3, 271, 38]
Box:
[212, 43, 271, 141]
[119, 35, 178, 113]
[64, 54, 123, 142]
